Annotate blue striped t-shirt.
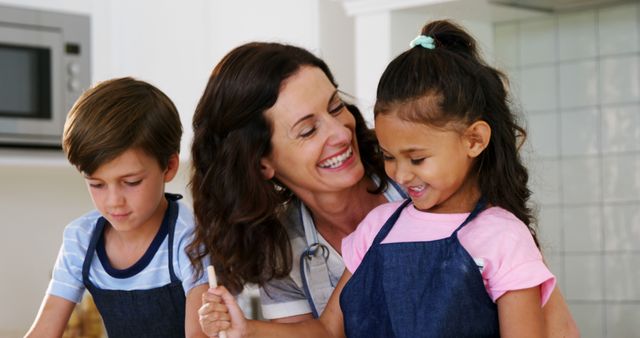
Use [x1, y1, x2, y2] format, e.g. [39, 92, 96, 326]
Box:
[46, 200, 209, 303]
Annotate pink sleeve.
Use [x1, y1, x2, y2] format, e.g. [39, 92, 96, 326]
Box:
[341, 203, 396, 273]
[341, 229, 363, 273]
[482, 219, 556, 306]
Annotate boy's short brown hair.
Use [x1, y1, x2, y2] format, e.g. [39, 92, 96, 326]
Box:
[63, 77, 182, 174]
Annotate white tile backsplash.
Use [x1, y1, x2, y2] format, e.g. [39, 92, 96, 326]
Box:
[564, 255, 604, 300]
[560, 108, 600, 156]
[494, 22, 519, 69]
[602, 153, 640, 202]
[519, 18, 556, 66]
[538, 206, 563, 252]
[528, 112, 559, 157]
[603, 204, 640, 251]
[506, 68, 524, 110]
[559, 60, 599, 108]
[520, 65, 557, 112]
[605, 304, 640, 338]
[598, 3, 640, 56]
[571, 303, 605, 338]
[543, 253, 564, 290]
[561, 157, 602, 204]
[600, 55, 640, 105]
[495, 2, 640, 335]
[563, 206, 602, 252]
[601, 104, 640, 153]
[604, 253, 640, 301]
[529, 158, 561, 205]
[558, 10, 597, 61]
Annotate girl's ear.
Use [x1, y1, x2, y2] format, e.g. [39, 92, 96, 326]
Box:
[163, 153, 180, 182]
[464, 120, 491, 158]
[259, 157, 275, 180]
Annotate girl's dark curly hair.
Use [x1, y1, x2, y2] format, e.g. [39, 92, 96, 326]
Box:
[188, 42, 387, 293]
[375, 20, 538, 246]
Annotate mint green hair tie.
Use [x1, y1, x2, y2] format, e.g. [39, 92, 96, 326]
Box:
[409, 35, 435, 49]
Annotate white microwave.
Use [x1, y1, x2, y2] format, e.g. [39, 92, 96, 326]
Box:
[0, 4, 90, 148]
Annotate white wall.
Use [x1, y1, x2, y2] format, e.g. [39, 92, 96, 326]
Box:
[0, 0, 338, 335]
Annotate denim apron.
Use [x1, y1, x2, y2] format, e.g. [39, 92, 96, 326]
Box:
[340, 199, 499, 338]
[300, 179, 408, 317]
[81, 194, 186, 338]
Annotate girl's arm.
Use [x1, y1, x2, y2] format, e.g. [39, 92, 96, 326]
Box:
[542, 286, 580, 338]
[186, 284, 211, 338]
[24, 294, 76, 338]
[497, 286, 545, 338]
[199, 269, 352, 338]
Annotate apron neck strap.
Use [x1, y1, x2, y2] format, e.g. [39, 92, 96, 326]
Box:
[452, 197, 486, 235]
[371, 199, 412, 247]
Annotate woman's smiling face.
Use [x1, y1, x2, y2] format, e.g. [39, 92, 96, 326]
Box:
[260, 66, 365, 197]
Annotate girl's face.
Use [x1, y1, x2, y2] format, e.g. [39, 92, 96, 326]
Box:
[375, 113, 481, 213]
[84, 148, 178, 234]
[260, 66, 365, 198]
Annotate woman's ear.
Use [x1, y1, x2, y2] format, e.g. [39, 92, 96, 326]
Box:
[163, 153, 180, 182]
[464, 120, 491, 158]
[259, 157, 275, 180]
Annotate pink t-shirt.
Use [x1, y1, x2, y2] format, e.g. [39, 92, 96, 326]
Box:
[342, 201, 556, 305]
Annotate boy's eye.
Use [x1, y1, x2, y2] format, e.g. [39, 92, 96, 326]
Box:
[125, 180, 142, 186]
[410, 158, 425, 165]
[88, 182, 103, 189]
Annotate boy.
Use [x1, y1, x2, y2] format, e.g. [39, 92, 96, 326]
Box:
[26, 77, 210, 338]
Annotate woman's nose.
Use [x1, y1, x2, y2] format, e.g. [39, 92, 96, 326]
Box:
[324, 115, 351, 146]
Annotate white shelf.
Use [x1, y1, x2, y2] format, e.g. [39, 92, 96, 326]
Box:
[0, 148, 70, 167]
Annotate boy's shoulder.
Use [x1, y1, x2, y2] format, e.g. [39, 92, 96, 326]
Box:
[175, 200, 195, 223]
[63, 210, 102, 237]
[173, 200, 197, 239]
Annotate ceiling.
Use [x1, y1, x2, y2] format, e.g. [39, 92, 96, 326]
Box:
[489, 0, 636, 12]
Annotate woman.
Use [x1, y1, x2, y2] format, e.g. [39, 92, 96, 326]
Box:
[188, 42, 578, 336]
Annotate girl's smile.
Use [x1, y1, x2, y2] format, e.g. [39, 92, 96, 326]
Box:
[406, 184, 427, 199]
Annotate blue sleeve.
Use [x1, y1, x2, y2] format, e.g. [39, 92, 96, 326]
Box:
[175, 204, 210, 294]
[46, 216, 94, 303]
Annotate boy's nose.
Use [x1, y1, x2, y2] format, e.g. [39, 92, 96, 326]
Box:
[106, 188, 125, 207]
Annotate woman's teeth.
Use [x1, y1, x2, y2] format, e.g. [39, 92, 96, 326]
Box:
[319, 147, 353, 169]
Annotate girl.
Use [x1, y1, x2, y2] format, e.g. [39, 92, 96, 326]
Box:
[200, 20, 565, 338]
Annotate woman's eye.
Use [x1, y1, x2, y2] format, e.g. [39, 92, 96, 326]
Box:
[329, 102, 345, 115]
[410, 158, 425, 165]
[299, 126, 317, 138]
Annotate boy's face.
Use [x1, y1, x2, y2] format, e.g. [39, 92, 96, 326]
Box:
[83, 148, 178, 234]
